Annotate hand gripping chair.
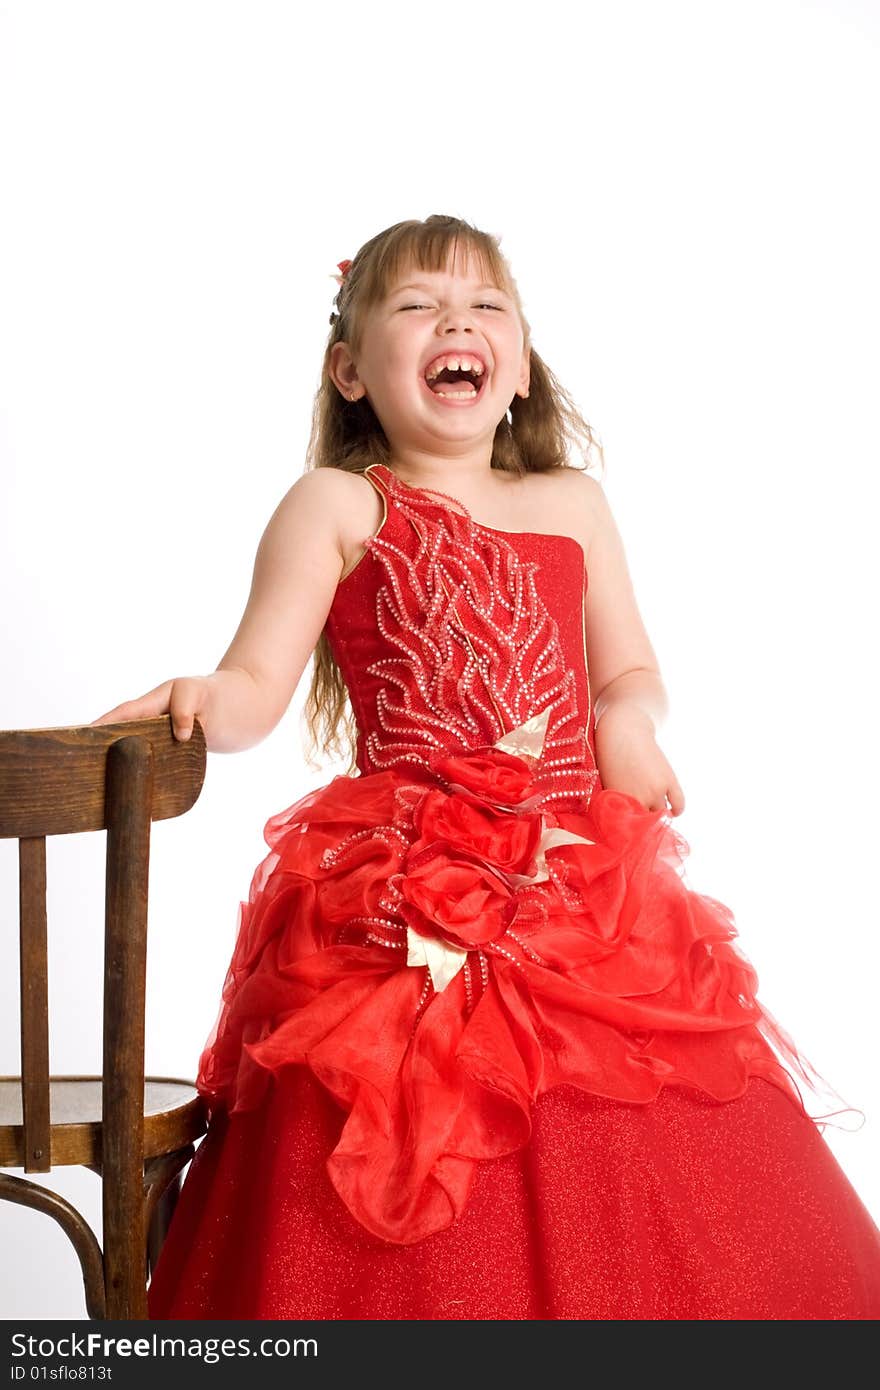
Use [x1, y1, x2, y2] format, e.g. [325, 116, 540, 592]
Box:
[0, 715, 209, 1319]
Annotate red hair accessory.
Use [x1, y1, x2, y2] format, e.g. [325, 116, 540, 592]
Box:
[330, 259, 352, 286]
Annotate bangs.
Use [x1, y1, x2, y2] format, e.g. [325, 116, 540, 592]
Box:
[364, 225, 514, 306]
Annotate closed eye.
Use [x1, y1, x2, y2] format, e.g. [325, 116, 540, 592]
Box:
[399, 303, 503, 311]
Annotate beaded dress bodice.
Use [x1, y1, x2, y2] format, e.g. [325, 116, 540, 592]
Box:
[324, 463, 601, 812]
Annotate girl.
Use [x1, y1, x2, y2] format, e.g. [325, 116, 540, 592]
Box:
[93, 214, 880, 1320]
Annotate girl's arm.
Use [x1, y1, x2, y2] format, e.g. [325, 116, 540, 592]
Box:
[578, 474, 668, 729]
[574, 474, 684, 814]
[91, 468, 355, 754]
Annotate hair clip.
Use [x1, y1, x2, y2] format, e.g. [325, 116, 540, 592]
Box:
[329, 258, 353, 287]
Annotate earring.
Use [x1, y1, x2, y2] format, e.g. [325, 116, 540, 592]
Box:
[350, 391, 357, 401]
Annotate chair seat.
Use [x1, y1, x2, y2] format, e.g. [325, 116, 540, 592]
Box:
[0, 1075, 209, 1168]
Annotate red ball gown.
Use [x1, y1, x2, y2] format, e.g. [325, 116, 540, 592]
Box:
[147, 463, 880, 1320]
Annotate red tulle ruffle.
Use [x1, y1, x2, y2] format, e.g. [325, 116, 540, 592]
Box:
[196, 751, 860, 1246]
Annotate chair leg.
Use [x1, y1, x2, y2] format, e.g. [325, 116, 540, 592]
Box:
[101, 1168, 149, 1319]
[143, 1147, 194, 1284]
[146, 1168, 184, 1280]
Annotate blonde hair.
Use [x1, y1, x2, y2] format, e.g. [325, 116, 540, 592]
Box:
[301, 213, 605, 771]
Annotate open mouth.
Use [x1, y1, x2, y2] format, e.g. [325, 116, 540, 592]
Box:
[423, 354, 487, 402]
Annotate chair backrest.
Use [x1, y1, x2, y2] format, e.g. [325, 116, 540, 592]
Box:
[0, 715, 206, 1180]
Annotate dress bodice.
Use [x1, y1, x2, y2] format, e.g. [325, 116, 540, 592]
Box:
[324, 463, 600, 810]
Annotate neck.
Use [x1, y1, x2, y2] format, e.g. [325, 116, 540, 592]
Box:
[386, 447, 498, 491]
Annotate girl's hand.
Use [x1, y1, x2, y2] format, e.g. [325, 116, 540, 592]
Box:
[89, 676, 211, 743]
[594, 706, 685, 815]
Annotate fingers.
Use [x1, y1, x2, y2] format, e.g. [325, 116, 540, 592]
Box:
[168, 683, 191, 741]
[89, 697, 159, 726]
[646, 782, 686, 816]
[88, 679, 187, 736]
[89, 710, 121, 726]
[167, 677, 209, 742]
[666, 777, 686, 816]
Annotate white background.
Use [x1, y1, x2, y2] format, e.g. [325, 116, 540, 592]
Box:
[1, 0, 878, 1319]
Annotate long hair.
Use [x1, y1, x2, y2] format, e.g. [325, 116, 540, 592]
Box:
[301, 213, 605, 771]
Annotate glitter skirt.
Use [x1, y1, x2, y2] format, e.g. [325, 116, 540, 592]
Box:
[146, 1067, 880, 1319]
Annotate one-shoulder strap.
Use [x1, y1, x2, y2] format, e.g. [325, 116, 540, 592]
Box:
[362, 463, 472, 526]
[362, 462, 392, 496]
[348, 464, 390, 546]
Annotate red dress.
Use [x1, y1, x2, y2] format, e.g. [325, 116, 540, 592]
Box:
[147, 463, 880, 1319]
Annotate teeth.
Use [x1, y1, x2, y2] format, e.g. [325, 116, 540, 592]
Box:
[425, 354, 485, 380]
[435, 387, 478, 398]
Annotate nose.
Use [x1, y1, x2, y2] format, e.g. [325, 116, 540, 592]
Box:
[438, 306, 474, 334]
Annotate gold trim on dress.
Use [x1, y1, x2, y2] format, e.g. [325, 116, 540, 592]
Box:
[337, 465, 389, 584]
[581, 563, 593, 734]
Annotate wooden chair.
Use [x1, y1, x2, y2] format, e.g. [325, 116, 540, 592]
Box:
[0, 715, 209, 1319]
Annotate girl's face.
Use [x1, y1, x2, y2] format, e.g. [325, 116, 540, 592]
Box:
[330, 247, 530, 465]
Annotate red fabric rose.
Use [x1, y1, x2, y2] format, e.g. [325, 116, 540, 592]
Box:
[430, 747, 534, 807]
[398, 843, 516, 949]
[411, 788, 542, 876]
